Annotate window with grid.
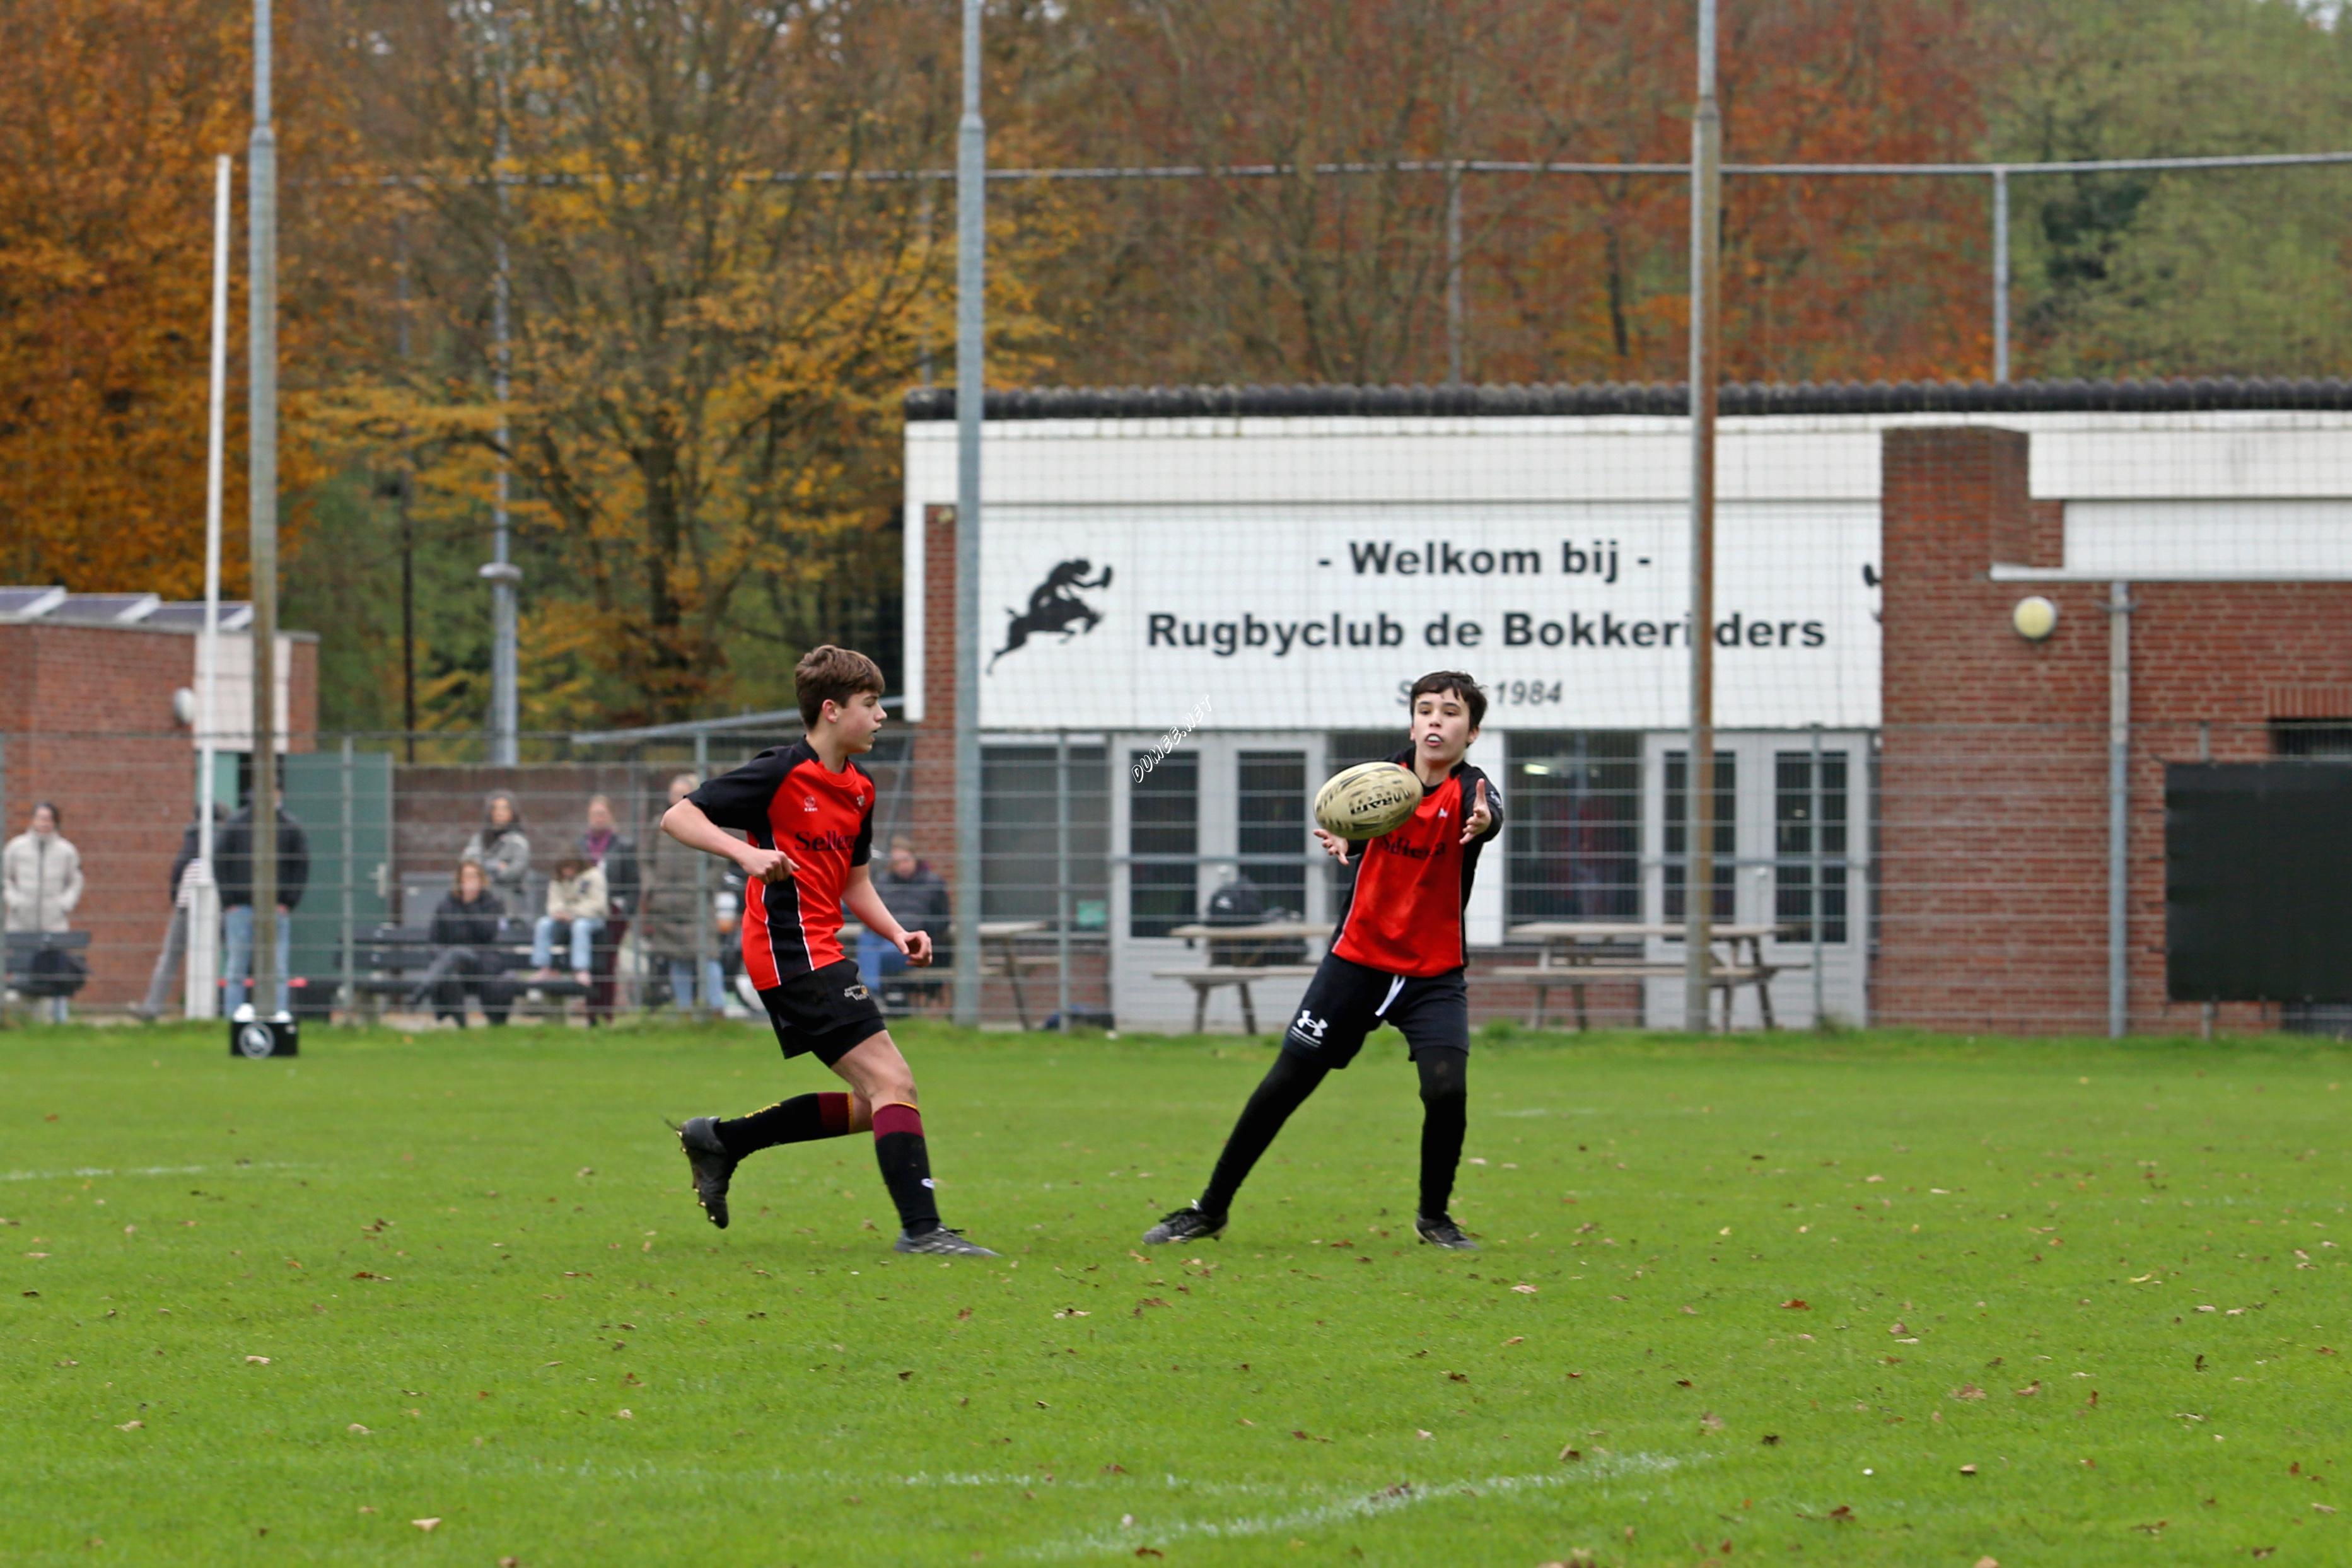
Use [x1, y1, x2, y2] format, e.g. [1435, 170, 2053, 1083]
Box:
[1663, 750, 1736, 922]
[2271, 719, 2352, 758]
[1774, 749, 1848, 943]
[1324, 729, 1404, 903]
[1237, 751, 1308, 917]
[981, 746, 1109, 924]
[1505, 731, 1643, 924]
[1129, 750, 1198, 937]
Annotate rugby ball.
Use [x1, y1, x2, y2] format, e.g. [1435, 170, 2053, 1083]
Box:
[1313, 762, 1422, 840]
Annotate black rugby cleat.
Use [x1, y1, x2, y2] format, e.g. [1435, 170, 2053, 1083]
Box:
[671, 1115, 737, 1229]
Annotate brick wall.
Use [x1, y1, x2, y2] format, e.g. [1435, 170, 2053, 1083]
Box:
[0, 624, 318, 1008]
[1877, 427, 2352, 1035]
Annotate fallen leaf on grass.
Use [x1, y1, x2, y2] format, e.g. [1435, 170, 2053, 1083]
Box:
[347, 1424, 370, 1435]
[1700, 1412, 1725, 1431]
[1953, 1385, 1986, 1400]
[1559, 1445, 1582, 1461]
[1761, 1434, 1781, 1446]
[1503, 1335, 1524, 1346]
[1780, 1299, 1810, 1310]
[1134, 1551, 1164, 1560]
[616, 1409, 633, 1420]
[1959, 1464, 1977, 1476]
[115, 1421, 143, 1431]
[410, 1518, 440, 1533]
[1827, 1506, 1854, 1523]
[2317, 1504, 2339, 1515]
[2013, 1381, 2042, 1397]
[1974, 1559, 2000, 1568]
[1511, 1283, 1538, 1295]
[1290, 1429, 1331, 1443]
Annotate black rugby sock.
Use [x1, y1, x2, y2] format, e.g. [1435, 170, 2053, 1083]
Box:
[716, 1092, 851, 1159]
[871, 1103, 943, 1235]
[1415, 1050, 1469, 1218]
[1199, 1052, 1329, 1215]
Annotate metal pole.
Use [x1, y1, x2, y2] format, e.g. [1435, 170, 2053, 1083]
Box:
[1991, 166, 2010, 383]
[395, 228, 418, 763]
[340, 736, 355, 1025]
[1682, 0, 1721, 1033]
[1445, 162, 1465, 385]
[249, 0, 281, 1020]
[484, 52, 520, 766]
[952, 0, 986, 1027]
[917, 181, 936, 389]
[1810, 725, 1825, 1027]
[694, 729, 711, 1017]
[2107, 581, 2133, 1039]
[1056, 730, 1071, 1032]
[188, 155, 231, 1021]
[2198, 719, 2214, 1040]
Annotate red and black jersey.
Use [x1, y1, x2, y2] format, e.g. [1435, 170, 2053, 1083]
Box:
[685, 739, 874, 987]
[1330, 750, 1505, 978]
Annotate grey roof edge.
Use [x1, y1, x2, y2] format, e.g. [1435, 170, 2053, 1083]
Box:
[902, 376, 2352, 422]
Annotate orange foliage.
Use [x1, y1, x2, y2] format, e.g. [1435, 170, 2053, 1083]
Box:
[0, 0, 358, 597]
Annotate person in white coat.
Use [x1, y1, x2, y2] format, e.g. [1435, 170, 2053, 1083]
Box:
[4, 802, 85, 1022]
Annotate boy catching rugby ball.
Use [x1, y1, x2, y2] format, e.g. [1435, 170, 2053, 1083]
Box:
[1144, 670, 1503, 1250]
[661, 646, 996, 1257]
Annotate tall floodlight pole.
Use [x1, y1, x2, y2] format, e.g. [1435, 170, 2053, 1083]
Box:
[952, 0, 986, 1026]
[248, 0, 282, 1019]
[1682, 0, 1722, 1033]
[482, 23, 521, 764]
[187, 155, 234, 1019]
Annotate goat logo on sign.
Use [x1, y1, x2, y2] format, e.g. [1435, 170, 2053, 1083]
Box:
[989, 559, 1113, 671]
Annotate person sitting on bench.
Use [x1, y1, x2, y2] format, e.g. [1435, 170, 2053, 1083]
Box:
[531, 854, 607, 989]
[410, 860, 516, 1026]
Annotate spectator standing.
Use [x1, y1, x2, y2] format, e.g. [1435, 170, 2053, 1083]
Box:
[640, 774, 723, 1012]
[130, 803, 227, 1021]
[3, 802, 85, 1022]
[218, 796, 310, 1017]
[578, 793, 639, 1023]
[859, 836, 950, 996]
[408, 860, 517, 1026]
[531, 854, 607, 989]
[461, 791, 531, 909]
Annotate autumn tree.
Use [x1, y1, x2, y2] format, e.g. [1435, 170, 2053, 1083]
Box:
[0, 0, 366, 596]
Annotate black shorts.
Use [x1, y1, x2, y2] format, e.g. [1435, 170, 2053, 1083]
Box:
[758, 958, 888, 1066]
[1279, 953, 1469, 1070]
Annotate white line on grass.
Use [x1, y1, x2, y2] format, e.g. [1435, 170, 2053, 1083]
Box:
[0, 1162, 301, 1183]
[1015, 1455, 1682, 1560]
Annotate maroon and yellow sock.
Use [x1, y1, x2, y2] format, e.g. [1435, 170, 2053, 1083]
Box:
[870, 1103, 942, 1236]
[714, 1093, 851, 1159]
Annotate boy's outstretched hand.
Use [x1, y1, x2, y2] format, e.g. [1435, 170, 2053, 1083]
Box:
[1459, 777, 1494, 845]
[1312, 826, 1353, 867]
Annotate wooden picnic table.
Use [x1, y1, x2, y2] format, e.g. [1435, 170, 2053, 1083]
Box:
[1156, 920, 1333, 1035]
[1499, 921, 1807, 1031]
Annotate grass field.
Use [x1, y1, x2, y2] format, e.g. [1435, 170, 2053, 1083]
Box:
[4, 1019, 2349, 1566]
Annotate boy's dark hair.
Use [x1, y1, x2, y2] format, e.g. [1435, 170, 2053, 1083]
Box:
[1409, 670, 1487, 730]
[553, 854, 586, 882]
[796, 644, 886, 729]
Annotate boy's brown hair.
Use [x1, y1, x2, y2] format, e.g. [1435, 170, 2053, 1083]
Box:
[1409, 670, 1487, 729]
[796, 644, 887, 729]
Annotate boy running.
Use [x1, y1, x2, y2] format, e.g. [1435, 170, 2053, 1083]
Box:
[1144, 671, 1503, 1251]
[663, 646, 996, 1258]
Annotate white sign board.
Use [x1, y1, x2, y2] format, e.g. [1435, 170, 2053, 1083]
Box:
[975, 501, 1881, 731]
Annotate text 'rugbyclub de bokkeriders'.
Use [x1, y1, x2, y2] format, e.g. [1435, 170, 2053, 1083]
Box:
[898, 380, 2352, 1037]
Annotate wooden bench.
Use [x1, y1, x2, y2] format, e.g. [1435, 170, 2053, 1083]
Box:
[1489, 961, 1808, 1030]
[1501, 921, 1810, 1031]
[1151, 965, 1324, 1035]
[346, 926, 585, 1023]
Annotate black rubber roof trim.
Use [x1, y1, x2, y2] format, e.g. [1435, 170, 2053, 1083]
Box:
[903, 376, 2352, 422]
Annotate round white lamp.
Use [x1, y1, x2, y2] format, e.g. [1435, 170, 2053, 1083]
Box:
[2011, 595, 2059, 642]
